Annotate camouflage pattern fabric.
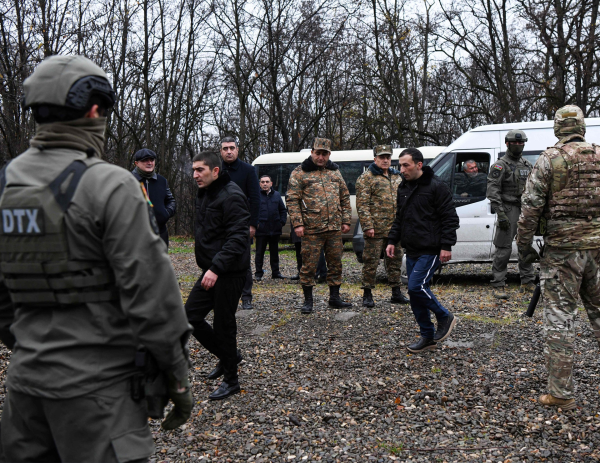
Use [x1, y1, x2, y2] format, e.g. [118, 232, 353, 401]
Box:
[287, 166, 351, 234]
[362, 238, 402, 289]
[355, 165, 402, 238]
[300, 231, 343, 287]
[313, 138, 332, 152]
[486, 154, 533, 212]
[554, 105, 585, 139]
[374, 144, 392, 156]
[541, 247, 600, 399]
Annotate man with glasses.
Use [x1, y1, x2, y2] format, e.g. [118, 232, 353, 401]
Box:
[356, 145, 409, 307]
[287, 138, 352, 314]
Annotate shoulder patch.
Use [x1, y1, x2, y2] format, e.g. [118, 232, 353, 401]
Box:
[493, 164, 503, 171]
[491, 170, 501, 178]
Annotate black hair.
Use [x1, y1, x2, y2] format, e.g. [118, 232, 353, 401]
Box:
[220, 136, 238, 148]
[192, 151, 222, 171]
[260, 174, 272, 181]
[398, 148, 424, 164]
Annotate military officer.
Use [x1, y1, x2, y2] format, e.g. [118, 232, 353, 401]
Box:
[0, 55, 193, 462]
[356, 144, 409, 307]
[517, 105, 600, 410]
[487, 129, 535, 298]
[287, 138, 353, 314]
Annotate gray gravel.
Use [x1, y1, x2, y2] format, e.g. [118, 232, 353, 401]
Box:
[2, 242, 600, 462]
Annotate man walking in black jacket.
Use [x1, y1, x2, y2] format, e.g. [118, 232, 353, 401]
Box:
[185, 151, 250, 400]
[220, 137, 260, 310]
[131, 148, 177, 246]
[386, 148, 460, 353]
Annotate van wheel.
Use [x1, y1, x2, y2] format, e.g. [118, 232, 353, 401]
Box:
[356, 252, 363, 263]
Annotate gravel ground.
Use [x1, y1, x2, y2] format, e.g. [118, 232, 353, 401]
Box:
[2, 239, 600, 462]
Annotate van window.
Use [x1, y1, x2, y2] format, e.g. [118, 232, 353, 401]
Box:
[337, 161, 371, 194]
[432, 151, 491, 207]
[256, 163, 298, 196]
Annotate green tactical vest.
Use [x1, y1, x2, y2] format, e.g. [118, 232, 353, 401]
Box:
[548, 142, 600, 220]
[0, 158, 118, 307]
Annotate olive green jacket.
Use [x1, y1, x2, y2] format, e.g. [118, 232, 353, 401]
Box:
[0, 147, 191, 399]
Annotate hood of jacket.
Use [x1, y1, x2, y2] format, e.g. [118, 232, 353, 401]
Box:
[301, 156, 339, 172]
[368, 163, 400, 176]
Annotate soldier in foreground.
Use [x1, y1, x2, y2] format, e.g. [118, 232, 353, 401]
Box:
[287, 138, 352, 314]
[356, 144, 409, 307]
[0, 55, 193, 462]
[487, 130, 535, 299]
[517, 105, 600, 410]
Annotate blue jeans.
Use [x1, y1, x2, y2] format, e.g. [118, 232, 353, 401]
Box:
[406, 255, 450, 339]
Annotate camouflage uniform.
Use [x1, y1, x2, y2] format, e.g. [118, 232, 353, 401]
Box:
[487, 150, 535, 287]
[287, 139, 352, 287]
[356, 160, 403, 289]
[517, 105, 600, 400]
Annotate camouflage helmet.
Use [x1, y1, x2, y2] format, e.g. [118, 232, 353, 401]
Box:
[23, 55, 115, 111]
[554, 105, 585, 138]
[313, 137, 332, 153]
[373, 144, 392, 156]
[505, 129, 528, 143]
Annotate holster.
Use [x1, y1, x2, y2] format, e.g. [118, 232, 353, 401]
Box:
[132, 348, 168, 419]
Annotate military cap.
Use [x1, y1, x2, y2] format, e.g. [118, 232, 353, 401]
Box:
[23, 55, 115, 110]
[313, 138, 332, 153]
[374, 144, 393, 156]
[134, 148, 157, 161]
[554, 105, 585, 138]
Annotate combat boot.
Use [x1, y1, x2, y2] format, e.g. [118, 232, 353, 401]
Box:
[207, 350, 243, 380]
[329, 285, 352, 308]
[362, 288, 375, 308]
[492, 286, 509, 300]
[301, 285, 313, 314]
[538, 394, 576, 410]
[520, 282, 536, 293]
[209, 358, 241, 400]
[391, 286, 410, 304]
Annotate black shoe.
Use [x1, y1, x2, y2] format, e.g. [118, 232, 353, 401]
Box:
[207, 350, 244, 380]
[272, 273, 286, 279]
[434, 313, 457, 342]
[362, 288, 375, 308]
[391, 287, 410, 304]
[301, 285, 313, 314]
[242, 300, 253, 310]
[407, 337, 437, 353]
[290, 274, 300, 280]
[254, 275, 263, 282]
[329, 285, 352, 308]
[209, 379, 241, 400]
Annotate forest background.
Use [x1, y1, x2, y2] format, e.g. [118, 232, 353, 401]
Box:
[1, 0, 598, 234]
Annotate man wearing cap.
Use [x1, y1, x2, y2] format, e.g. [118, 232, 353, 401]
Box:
[0, 55, 193, 462]
[287, 137, 352, 314]
[356, 145, 409, 307]
[487, 129, 535, 299]
[132, 148, 177, 247]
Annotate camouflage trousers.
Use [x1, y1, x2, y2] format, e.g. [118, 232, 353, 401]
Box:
[300, 231, 343, 287]
[361, 238, 403, 289]
[541, 247, 600, 399]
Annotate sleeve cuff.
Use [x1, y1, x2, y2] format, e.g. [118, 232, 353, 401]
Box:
[208, 265, 221, 276]
[441, 245, 452, 252]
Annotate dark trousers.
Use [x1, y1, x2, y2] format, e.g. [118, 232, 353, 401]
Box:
[185, 273, 245, 371]
[159, 229, 169, 247]
[294, 243, 327, 276]
[255, 235, 280, 277]
[241, 237, 253, 302]
[406, 255, 449, 339]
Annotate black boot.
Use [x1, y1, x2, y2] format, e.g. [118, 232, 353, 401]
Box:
[301, 286, 313, 314]
[406, 337, 437, 353]
[391, 286, 410, 304]
[207, 350, 243, 380]
[329, 285, 352, 308]
[362, 288, 375, 308]
[209, 358, 241, 400]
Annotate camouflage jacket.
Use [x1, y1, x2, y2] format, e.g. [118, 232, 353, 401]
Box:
[356, 163, 402, 238]
[517, 134, 600, 249]
[486, 154, 533, 212]
[287, 157, 351, 234]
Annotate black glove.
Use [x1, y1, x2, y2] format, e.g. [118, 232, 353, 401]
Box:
[496, 211, 510, 231]
[161, 371, 193, 430]
[519, 244, 540, 265]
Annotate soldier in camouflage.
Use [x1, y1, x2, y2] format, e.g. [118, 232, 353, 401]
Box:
[287, 138, 353, 314]
[356, 145, 409, 307]
[517, 105, 600, 410]
[487, 129, 535, 299]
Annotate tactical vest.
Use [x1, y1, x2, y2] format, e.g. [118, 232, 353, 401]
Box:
[499, 157, 531, 204]
[548, 142, 600, 220]
[0, 158, 118, 307]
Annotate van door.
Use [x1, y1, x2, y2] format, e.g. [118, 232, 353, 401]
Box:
[432, 149, 496, 262]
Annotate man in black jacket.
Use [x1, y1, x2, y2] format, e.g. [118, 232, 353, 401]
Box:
[220, 137, 260, 310]
[255, 175, 287, 280]
[386, 148, 460, 353]
[131, 148, 177, 246]
[185, 151, 250, 400]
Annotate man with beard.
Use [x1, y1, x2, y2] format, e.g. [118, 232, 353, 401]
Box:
[455, 160, 487, 198]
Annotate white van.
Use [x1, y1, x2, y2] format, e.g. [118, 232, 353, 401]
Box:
[252, 146, 445, 240]
[427, 117, 600, 262]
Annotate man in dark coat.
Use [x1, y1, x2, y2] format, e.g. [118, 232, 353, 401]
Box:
[185, 151, 250, 400]
[220, 137, 260, 310]
[386, 148, 460, 353]
[131, 148, 177, 246]
[255, 175, 287, 280]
